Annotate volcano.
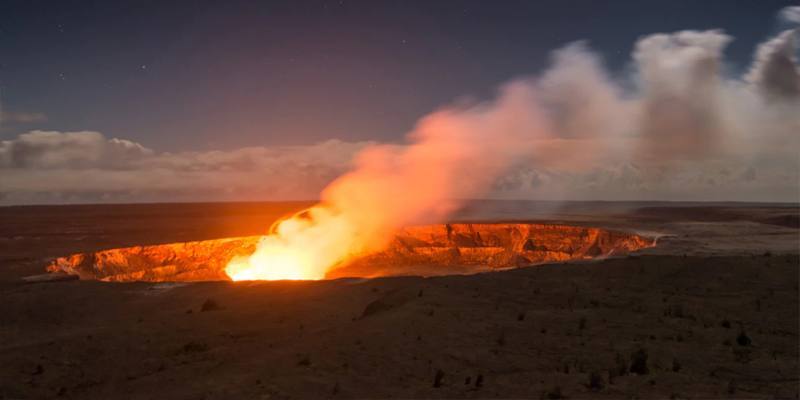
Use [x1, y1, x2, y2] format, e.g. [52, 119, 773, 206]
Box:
[46, 222, 654, 282]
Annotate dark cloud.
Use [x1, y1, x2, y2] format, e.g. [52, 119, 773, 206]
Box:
[746, 29, 800, 100]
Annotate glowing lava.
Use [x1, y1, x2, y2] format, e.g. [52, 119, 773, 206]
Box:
[224, 83, 548, 280]
[224, 206, 365, 281]
[47, 222, 656, 282]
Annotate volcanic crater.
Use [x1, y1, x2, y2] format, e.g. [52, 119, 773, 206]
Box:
[46, 223, 655, 282]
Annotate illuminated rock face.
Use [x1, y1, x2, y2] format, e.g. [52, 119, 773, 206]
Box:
[47, 237, 260, 282]
[46, 223, 654, 282]
[330, 223, 654, 278]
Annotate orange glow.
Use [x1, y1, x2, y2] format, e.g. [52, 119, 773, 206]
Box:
[224, 206, 369, 281]
[225, 83, 547, 281]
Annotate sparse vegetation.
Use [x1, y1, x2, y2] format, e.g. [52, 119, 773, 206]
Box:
[545, 386, 564, 399]
[667, 304, 681, 317]
[608, 356, 622, 384]
[629, 349, 649, 375]
[181, 342, 208, 353]
[496, 331, 506, 346]
[587, 371, 604, 391]
[433, 369, 444, 388]
[200, 298, 219, 312]
[737, 331, 752, 346]
[672, 358, 681, 372]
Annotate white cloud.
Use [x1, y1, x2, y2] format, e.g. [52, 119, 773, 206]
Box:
[0, 131, 371, 204]
[779, 6, 800, 24]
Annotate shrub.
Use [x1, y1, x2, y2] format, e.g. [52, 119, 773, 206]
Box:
[629, 349, 649, 375]
[737, 331, 752, 347]
[200, 298, 219, 312]
[588, 372, 604, 391]
[433, 369, 445, 388]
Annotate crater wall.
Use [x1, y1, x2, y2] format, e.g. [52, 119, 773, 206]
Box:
[46, 223, 655, 282]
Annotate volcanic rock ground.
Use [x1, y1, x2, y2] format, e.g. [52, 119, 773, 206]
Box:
[0, 201, 797, 399]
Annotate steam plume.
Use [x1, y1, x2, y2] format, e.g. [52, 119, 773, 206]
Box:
[225, 83, 549, 280]
[229, 19, 800, 279]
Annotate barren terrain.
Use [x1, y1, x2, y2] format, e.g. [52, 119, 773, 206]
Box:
[0, 201, 797, 399]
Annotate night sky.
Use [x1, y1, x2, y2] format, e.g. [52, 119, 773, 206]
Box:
[0, 0, 794, 151]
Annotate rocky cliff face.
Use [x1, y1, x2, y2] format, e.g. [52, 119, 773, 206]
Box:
[328, 223, 654, 278]
[46, 223, 654, 282]
[47, 237, 260, 282]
